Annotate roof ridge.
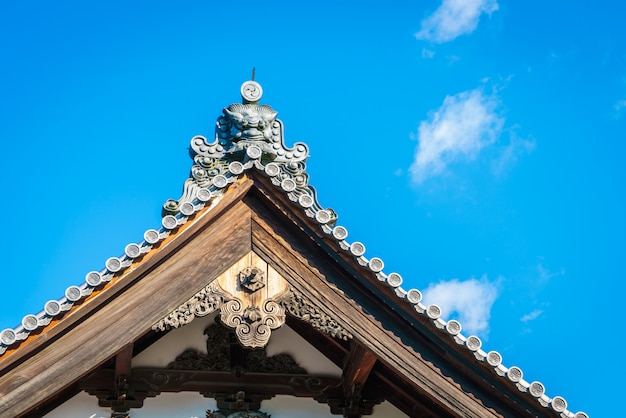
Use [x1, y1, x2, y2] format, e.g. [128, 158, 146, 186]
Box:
[0, 80, 588, 418]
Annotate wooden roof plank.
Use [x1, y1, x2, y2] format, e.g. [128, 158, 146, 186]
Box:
[0, 194, 254, 416]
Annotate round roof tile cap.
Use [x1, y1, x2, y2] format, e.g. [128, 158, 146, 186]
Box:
[65, 285, 82, 302]
[387, 272, 403, 288]
[507, 366, 523, 383]
[486, 351, 502, 367]
[529, 381, 545, 398]
[179, 201, 195, 216]
[228, 161, 244, 175]
[105, 257, 122, 273]
[264, 163, 280, 177]
[162, 215, 178, 230]
[125, 243, 142, 259]
[574, 413, 589, 418]
[22, 314, 39, 331]
[332, 226, 348, 240]
[550, 396, 567, 413]
[349, 242, 366, 256]
[1, 329, 16, 345]
[212, 174, 228, 188]
[280, 178, 296, 192]
[426, 304, 441, 319]
[144, 229, 160, 244]
[446, 319, 462, 335]
[368, 257, 384, 272]
[298, 194, 314, 208]
[241, 80, 263, 102]
[196, 188, 212, 202]
[315, 209, 331, 224]
[85, 271, 103, 287]
[246, 145, 262, 159]
[406, 288, 422, 304]
[44, 300, 61, 317]
[466, 335, 482, 351]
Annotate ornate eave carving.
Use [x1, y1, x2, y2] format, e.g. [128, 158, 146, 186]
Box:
[153, 284, 353, 348]
[168, 323, 307, 375]
[151, 281, 285, 349]
[152, 282, 227, 331]
[152, 253, 351, 349]
[279, 287, 353, 341]
[220, 299, 285, 349]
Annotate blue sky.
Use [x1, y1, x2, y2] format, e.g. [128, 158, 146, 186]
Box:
[1, 1, 624, 416]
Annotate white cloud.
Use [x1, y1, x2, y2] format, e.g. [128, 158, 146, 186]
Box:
[520, 309, 543, 323]
[422, 276, 498, 336]
[410, 88, 504, 183]
[416, 0, 499, 43]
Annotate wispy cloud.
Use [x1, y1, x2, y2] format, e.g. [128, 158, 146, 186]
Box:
[613, 99, 626, 119]
[422, 276, 498, 337]
[416, 0, 499, 43]
[537, 263, 565, 283]
[491, 129, 536, 176]
[421, 48, 436, 59]
[410, 88, 504, 183]
[520, 309, 543, 323]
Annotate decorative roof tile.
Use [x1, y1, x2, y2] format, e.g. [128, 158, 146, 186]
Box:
[0, 80, 587, 418]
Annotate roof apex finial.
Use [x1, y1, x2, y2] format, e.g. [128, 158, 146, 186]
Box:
[240, 77, 262, 104]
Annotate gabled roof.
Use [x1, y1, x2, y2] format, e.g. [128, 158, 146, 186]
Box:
[0, 81, 587, 418]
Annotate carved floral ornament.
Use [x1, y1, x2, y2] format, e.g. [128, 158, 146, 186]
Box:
[152, 281, 352, 348]
[220, 299, 284, 349]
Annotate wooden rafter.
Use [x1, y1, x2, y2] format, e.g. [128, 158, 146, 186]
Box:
[342, 342, 377, 397]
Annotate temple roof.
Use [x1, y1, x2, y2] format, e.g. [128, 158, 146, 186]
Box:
[0, 80, 587, 418]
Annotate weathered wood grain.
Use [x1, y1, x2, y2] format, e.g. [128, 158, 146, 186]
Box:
[245, 174, 554, 418]
[342, 342, 377, 397]
[0, 175, 555, 418]
[248, 202, 503, 418]
[0, 182, 255, 417]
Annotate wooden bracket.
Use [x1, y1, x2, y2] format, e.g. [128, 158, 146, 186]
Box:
[314, 342, 381, 417]
[342, 342, 377, 398]
[114, 343, 133, 400]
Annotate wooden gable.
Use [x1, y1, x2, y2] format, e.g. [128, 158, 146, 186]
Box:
[0, 81, 584, 418]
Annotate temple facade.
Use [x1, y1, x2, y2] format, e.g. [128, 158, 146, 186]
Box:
[0, 81, 587, 418]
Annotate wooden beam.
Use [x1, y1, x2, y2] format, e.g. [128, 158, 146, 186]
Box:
[247, 203, 504, 418]
[114, 343, 134, 404]
[246, 177, 552, 417]
[0, 178, 255, 376]
[342, 342, 376, 397]
[0, 185, 255, 417]
[114, 343, 133, 381]
[81, 368, 342, 400]
[371, 362, 456, 418]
